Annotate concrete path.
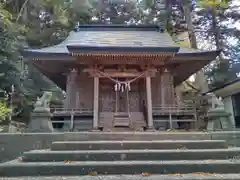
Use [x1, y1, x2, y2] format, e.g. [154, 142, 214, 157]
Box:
[1, 174, 240, 180]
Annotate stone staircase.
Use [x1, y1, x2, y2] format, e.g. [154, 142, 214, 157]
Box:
[99, 112, 146, 131]
[1, 132, 240, 179]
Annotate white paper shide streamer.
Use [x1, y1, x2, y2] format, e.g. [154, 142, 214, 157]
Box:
[97, 70, 145, 92]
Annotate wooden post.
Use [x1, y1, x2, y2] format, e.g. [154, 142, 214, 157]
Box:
[146, 76, 154, 129]
[93, 76, 99, 130]
[160, 71, 165, 107]
[169, 113, 173, 129]
[65, 74, 71, 108]
[76, 91, 80, 109]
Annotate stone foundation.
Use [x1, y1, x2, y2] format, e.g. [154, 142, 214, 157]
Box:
[0, 131, 240, 163]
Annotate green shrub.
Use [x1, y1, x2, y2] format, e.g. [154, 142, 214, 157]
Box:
[0, 101, 11, 122]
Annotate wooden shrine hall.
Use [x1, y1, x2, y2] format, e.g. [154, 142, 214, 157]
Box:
[23, 24, 220, 131]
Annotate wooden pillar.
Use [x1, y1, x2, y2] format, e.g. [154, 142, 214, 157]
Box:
[93, 76, 99, 129]
[160, 72, 165, 107]
[146, 76, 154, 129]
[76, 91, 80, 109]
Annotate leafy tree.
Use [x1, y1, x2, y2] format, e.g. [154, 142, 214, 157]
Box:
[194, 0, 240, 87]
[0, 101, 11, 122]
[164, 0, 239, 88]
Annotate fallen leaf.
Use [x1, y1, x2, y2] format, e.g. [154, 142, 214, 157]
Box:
[191, 172, 216, 176]
[88, 171, 98, 176]
[205, 159, 216, 162]
[179, 146, 187, 150]
[18, 156, 23, 162]
[141, 172, 152, 176]
[169, 173, 183, 177]
[64, 160, 73, 164]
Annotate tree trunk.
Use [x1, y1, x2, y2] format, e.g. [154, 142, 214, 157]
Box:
[181, 0, 209, 93]
[182, 1, 197, 49]
[211, 8, 221, 50]
[165, 0, 172, 33]
[211, 7, 225, 67]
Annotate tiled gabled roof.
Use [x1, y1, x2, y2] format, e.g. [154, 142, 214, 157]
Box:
[22, 24, 219, 58]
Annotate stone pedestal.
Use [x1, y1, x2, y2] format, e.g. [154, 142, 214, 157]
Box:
[206, 104, 233, 131]
[28, 108, 52, 132]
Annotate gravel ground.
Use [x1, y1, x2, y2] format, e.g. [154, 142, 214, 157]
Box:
[1, 174, 240, 180]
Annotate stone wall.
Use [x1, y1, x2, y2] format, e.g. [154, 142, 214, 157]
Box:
[0, 131, 240, 163]
[211, 131, 240, 147]
[0, 133, 64, 163]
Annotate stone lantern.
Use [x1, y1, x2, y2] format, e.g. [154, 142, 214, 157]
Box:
[206, 103, 233, 131]
[28, 92, 53, 132]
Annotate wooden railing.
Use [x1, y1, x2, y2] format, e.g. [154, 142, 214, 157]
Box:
[49, 105, 197, 130]
[152, 105, 196, 115]
[152, 105, 197, 129]
[49, 107, 94, 132]
[51, 108, 93, 115]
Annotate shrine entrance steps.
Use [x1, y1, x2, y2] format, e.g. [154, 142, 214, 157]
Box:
[1, 132, 240, 178]
[99, 112, 146, 131]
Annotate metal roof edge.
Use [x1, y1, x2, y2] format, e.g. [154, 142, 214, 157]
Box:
[202, 78, 240, 95]
[67, 45, 180, 53]
[176, 50, 221, 57]
[74, 24, 164, 32]
[21, 49, 71, 58]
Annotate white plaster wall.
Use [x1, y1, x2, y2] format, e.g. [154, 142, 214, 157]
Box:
[223, 96, 235, 127]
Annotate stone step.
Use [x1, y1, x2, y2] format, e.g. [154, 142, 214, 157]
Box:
[106, 127, 134, 132]
[60, 132, 211, 141]
[1, 160, 240, 176]
[51, 140, 228, 151]
[113, 117, 130, 127]
[22, 148, 240, 162]
[2, 175, 240, 180]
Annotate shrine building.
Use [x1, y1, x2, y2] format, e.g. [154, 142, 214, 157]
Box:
[23, 24, 220, 131]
